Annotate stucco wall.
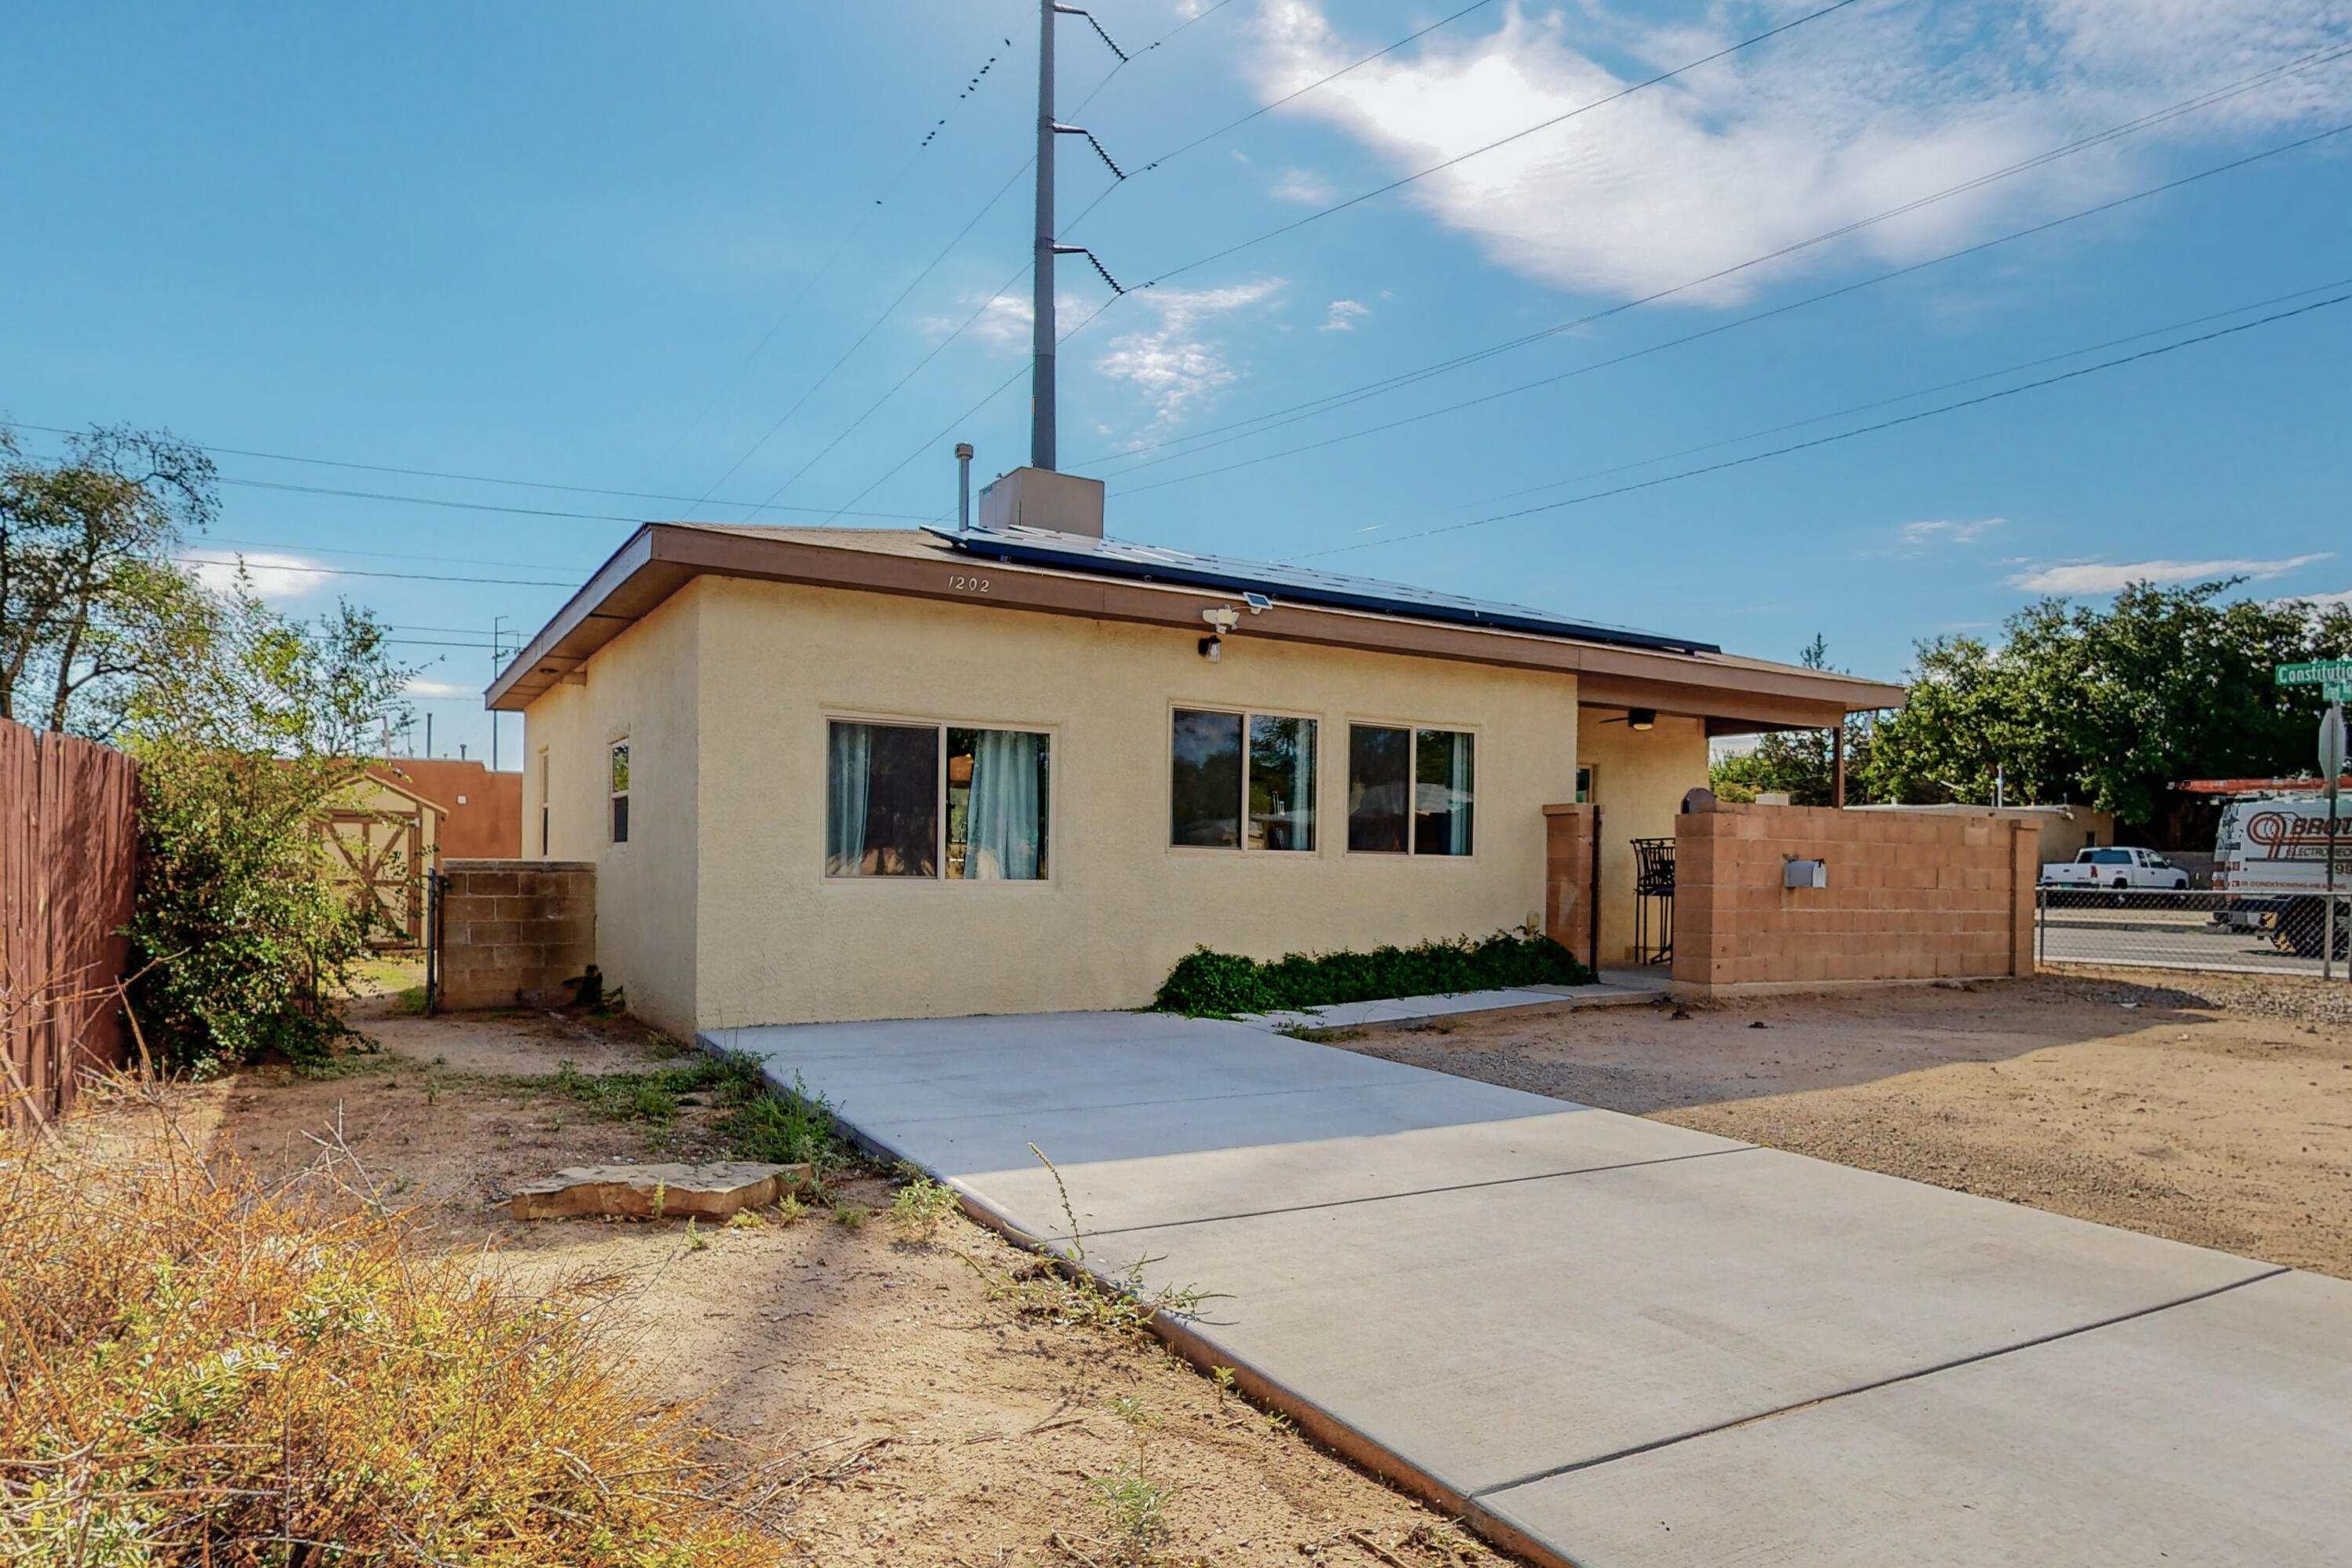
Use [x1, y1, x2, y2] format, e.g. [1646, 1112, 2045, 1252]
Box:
[1575, 708, 1711, 965]
[664, 576, 1584, 1028]
[519, 590, 702, 1038]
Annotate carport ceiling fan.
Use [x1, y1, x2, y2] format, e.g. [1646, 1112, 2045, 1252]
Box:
[1598, 709, 1657, 730]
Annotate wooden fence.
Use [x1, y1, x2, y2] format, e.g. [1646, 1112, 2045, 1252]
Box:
[2, 718, 140, 1123]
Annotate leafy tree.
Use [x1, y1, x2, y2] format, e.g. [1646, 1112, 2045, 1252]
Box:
[0, 425, 218, 735]
[122, 580, 413, 1071]
[1864, 579, 2352, 827]
[1710, 635, 1882, 806]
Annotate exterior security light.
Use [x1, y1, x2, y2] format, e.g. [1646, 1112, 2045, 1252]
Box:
[1201, 604, 1242, 634]
[1628, 708, 1657, 731]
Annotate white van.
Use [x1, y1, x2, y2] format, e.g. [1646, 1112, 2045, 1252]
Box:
[2213, 795, 2352, 956]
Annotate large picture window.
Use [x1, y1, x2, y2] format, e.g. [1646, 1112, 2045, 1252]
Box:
[1347, 724, 1473, 856]
[1171, 710, 1317, 851]
[826, 720, 1049, 880]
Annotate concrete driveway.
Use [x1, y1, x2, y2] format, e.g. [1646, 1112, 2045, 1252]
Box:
[710, 1011, 2352, 1566]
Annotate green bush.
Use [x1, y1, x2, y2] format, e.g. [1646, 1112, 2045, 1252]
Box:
[1151, 929, 1597, 1018]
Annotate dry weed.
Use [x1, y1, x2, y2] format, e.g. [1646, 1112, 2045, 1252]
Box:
[0, 1098, 779, 1567]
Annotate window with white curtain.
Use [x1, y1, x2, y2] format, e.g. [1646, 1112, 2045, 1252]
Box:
[1347, 724, 1473, 856]
[1171, 709, 1317, 851]
[826, 720, 1049, 880]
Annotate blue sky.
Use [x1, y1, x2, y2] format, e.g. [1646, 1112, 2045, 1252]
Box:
[6, 0, 2350, 762]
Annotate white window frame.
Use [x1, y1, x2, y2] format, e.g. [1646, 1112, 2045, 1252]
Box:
[1166, 704, 1323, 855]
[821, 713, 1058, 885]
[1341, 718, 1479, 859]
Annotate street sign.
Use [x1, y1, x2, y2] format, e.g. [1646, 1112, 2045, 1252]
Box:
[2278, 660, 2352, 687]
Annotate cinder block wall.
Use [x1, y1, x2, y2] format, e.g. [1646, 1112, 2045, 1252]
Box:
[1542, 803, 1600, 971]
[1672, 804, 2036, 994]
[437, 859, 596, 1011]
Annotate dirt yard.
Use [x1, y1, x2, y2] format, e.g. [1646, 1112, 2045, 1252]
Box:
[95, 989, 1497, 1568]
[1341, 968, 2352, 1278]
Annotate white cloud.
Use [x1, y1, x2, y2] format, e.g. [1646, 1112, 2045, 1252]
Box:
[405, 677, 479, 699]
[2011, 553, 2331, 593]
[1095, 279, 1286, 423]
[1321, 298, 1371, 331]
[1248, 0, 2352, 303]
[1271, 166, 1338, 204]
[1881, 517, 2004, 554]
[183, 549, 333, 599]
[924, 288, 1111, 356]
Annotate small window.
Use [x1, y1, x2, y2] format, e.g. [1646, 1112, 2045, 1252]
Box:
[538, 748, 550, 855]
[1575, 765, 1594, 805]
[608, 739, 630, 844]
[1170, 710, 1317, 851]
[827, 719, 1049, 880]
[1348, 724, 1473, 855]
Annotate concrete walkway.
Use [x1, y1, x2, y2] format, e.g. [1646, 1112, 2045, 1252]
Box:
[1239, 975, 1666, 1034]
[709, 1011, 2352, 1566]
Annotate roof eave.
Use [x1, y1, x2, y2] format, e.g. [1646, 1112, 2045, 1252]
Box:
[485, 524, 1906, 724]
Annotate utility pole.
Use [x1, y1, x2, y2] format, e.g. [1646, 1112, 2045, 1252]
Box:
[491, 615, 510, 771]
[1032, 0, 1058, 470]
[1030, 0, 1126, 471]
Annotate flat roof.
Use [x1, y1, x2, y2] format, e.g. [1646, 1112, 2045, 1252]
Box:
[485, 521, 1905, 731]
[928, 523, 1720, 656]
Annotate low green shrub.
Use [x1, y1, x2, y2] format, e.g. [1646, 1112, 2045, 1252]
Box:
[542, 1051, 844, 1166]
[1151, 928, 1597, 1017]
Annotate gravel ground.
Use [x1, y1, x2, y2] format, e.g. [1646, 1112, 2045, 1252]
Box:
[1343, 971, 2352, 1278]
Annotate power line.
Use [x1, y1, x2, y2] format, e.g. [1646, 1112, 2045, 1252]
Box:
[641, 35, 1019, 480]
[1061, 0, 1505, 237]
[204, 538, 598, 573]
[740, 251, 1036, 510]
[174, 555, 576, 587]
[1077, 38, 2352, 479]
[1292, 290, 2352, 562]
[1065, 0, 1247, 120]
[702, 0, 1518, 507]
[1425, 275, 2352, 518]
[1104, 114, 2352, 497]
[5, 421, 942, 521]
[1125, 0, 1866, 292]
[818, 292, 1127, 524]
[683, 154, 1038, 514]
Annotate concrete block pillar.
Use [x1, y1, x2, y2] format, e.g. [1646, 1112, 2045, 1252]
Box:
[2008, 820, 2039, 978]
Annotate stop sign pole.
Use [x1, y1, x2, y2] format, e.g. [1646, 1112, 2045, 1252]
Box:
[2324, 703, 2346, 983]
[2275, 664, 2352, 978]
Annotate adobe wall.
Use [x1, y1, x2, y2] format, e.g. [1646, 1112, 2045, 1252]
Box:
[1672, 804, 2037, 995]
[437, 859, 596, 1012]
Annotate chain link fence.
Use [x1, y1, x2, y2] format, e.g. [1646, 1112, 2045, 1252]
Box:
[2036, 887, 2352, 977]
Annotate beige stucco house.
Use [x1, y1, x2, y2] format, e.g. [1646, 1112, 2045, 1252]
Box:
[488, 474, 1900, 1038]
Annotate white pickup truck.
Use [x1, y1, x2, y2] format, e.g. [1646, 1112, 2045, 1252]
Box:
[2039, 846, 2190, 891]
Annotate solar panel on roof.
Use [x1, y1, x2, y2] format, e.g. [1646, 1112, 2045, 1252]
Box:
[925, 524, 1721, 656]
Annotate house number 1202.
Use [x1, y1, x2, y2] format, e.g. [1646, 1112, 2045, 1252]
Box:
[949, 575, 990, 593]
